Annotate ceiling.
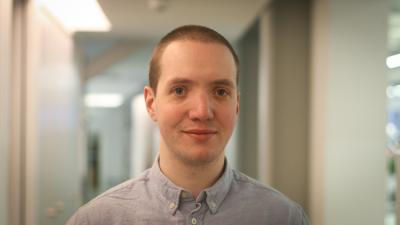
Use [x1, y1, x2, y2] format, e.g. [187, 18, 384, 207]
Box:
[76, 0, 270, 42]
[77, 0, 400, 96]
[76, 0, 400, 59]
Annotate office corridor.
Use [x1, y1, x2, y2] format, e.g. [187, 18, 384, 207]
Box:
[0, 0, 398, 225]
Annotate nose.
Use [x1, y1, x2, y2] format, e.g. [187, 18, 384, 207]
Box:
[188, 92, 214, 121]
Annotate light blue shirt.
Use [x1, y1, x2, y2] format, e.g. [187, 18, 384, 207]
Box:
[67, 160, 310, 225]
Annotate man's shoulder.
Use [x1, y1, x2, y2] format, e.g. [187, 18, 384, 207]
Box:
[228, 169, 309, 224]
[92, 170, 150, 203]
[66, 169, 152, 225]
[231, 170, 284, 195]
[230, 169, 297, 207]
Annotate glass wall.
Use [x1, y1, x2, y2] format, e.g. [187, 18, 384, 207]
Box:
[386, 1, 400, 224]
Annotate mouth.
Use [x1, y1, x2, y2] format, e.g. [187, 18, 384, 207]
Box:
[181, 129, 217, 141]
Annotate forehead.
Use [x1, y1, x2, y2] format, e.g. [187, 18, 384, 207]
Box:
[158, 40, 236, 86]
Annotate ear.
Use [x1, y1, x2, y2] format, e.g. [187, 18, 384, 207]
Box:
[144, 86, 157, 121]
[236, 91, 240, 116]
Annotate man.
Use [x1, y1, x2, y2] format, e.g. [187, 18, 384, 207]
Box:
[67, 25, 309, 225]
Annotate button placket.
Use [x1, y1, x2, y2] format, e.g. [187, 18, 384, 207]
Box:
[186, 215, 200, 225]
[189, 203, 201, 225]
[194, 203, 201, 211]
[186, 201, 206, 225]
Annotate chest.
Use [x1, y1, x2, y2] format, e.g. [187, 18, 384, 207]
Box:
[103, 200, 285, 225]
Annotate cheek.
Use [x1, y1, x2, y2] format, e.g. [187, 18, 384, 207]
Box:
[156, 104, 185, 126]
[217, 107, 238, 131]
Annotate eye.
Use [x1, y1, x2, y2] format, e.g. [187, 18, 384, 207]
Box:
[215, 88, 229, 97]
[173, 86, 186, 96]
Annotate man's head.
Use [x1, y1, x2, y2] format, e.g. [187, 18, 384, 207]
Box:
[148, 25, 239, 94]
[144, 25, 240, 167]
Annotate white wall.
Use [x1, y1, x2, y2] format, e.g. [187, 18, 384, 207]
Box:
[131, 94, 155, 177]
[24, 6, 83, 225]
[0, 0, 12, 224]
[310, 1, 388, 225]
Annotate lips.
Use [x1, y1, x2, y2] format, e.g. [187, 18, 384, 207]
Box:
[182, 129, 217, 141]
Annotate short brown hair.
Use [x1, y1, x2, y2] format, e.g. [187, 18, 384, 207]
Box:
[148, 25, 239, 93]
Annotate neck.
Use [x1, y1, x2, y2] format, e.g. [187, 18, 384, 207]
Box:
[159, 148, 225, 198]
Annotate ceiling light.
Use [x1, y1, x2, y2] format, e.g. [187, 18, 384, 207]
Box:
[386, 85, 400, 98]
[386, 123, 398, 138]
[148, 0, 168, 12]
[35, 0, 111, 32]
[386, 54, 400, 69]
[85, 94, 123, 108]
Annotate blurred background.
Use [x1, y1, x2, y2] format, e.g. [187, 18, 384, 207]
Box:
[0, 0, 399, 224]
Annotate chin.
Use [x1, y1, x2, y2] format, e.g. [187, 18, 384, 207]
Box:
[179, 148, 223, 166]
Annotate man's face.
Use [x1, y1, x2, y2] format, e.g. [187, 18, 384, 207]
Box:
[145, 40, 239, 166]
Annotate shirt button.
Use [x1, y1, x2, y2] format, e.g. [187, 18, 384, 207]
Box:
[191, 218, 197, 225]
[169, 202, 176, 209]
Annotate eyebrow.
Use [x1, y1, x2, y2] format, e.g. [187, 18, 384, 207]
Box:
[166, 78, 194, 86]
[212, 79, 235, 89]
[166, 78, 235, 88]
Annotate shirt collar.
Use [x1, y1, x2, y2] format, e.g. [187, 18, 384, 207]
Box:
[148, 157, 182, 215]
[204, 160, 232, 214]
[148, 157, 233, 215]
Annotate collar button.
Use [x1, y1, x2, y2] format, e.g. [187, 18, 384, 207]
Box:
[210, 202, 216, 209]
[169, 202, 176, 209]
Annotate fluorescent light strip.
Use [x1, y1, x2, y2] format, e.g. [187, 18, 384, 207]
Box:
[36, 0, 111, 32]
[386, 85, 400, 99]
[386, 54, 400, 69]
[85, 94, 123, 108]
